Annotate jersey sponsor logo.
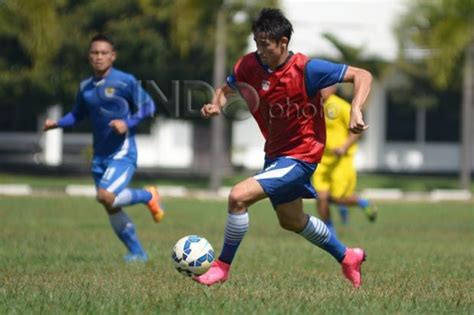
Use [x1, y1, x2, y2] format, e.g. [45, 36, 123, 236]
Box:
[261, 80, 270, 91]
[325, 103, 340, 120]
[105, 87, 115, 97]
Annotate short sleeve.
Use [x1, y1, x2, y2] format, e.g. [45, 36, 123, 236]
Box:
[226, 74, 238, 90]
[304, 59, 348, 98]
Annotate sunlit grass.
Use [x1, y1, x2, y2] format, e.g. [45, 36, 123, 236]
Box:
[0, 196, 472, 313]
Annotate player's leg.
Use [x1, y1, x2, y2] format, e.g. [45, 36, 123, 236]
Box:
[328, 159, 354, 226]
[312, 163, 336, 235]
[338, 205, 349, 225]
[107, 206, 148, 262]
[317, 191, 337, 236]
[330, 160, 377, 222]
[268, 157, 365, 288]
[276, 198, 345, 261]
[93, 161, 147, 261]
[275, 198, 366, 288]
[98, 160, 164, 223]
[332, 195, 377, 222]
[194, 177, 267, 285]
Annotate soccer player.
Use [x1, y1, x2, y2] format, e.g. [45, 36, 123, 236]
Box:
[43, 34, 164, 262]
[312, 86, 377, 235]
[195, 8, 372, 288]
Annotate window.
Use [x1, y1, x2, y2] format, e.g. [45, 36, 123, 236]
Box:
[386, 92, 417, 141]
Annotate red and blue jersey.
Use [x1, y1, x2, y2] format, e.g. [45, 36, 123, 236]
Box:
[227, 52, 347, 163]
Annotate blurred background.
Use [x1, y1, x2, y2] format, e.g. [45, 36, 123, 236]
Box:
[0, 0, 472, 196]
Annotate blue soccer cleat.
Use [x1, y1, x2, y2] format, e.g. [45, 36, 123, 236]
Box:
[124, 252, 148, 262]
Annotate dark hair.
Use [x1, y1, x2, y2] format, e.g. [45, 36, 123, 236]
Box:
[90, 34, 115, 50]
[251, 8, 293, 42]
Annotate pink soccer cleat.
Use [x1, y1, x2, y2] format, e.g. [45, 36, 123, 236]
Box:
[193, 260, 230, 286]
[341, 248, 366, 288]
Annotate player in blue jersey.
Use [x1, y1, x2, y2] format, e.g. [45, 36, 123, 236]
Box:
[43, 34, 164, 262]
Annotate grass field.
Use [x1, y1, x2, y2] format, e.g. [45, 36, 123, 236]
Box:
[0, 196, 473, 314]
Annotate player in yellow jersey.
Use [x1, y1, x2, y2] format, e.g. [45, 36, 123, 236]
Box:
[312, 85, 377, 235]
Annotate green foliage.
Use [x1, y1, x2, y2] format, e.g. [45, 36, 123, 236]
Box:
[0, 196, 472, 313]
[0, 0, 62, 112]
[321, 33, 390, 79]
[396, 0, 474, 89]
[0, 0, 277, 114]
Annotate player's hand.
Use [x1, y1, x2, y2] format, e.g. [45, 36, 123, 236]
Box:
[349, 109, 368, 134]
[332, 147, 347, 156]
[43, 119, 58, 132]
[200, 103, 221, 118]
[109, 119, 128, 135]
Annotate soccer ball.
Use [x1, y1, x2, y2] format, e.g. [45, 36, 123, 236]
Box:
[171, 235, 215, 277]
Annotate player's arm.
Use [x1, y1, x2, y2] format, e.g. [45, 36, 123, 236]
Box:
[333, 132, 360, 156]
[305, 59, 372, 134]
[200, 84, 233, 118]
[110, 78, 156, 135]
[341, 66, 372, 134]
[43, 90, 86, 132]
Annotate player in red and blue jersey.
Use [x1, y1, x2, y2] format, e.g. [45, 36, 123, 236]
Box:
[194, 8, 372, 288]
[43, 34, 164, 262]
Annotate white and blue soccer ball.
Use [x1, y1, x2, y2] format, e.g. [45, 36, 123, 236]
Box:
[171, 235, 215, 277]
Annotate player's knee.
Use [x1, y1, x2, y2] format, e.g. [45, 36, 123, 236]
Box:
[96, 189, 115, 208]
[278, 217, 304, 232]
[228, 187, 247, 212]
[279, 220, 299, 232]
[317, 191, 330, 201]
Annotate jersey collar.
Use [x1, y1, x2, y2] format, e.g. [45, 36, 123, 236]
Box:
[93, 67, 115, 85]
[255, 51, 294, 73]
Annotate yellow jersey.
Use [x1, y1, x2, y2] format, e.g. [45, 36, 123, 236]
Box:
[322, 94, 358, 162]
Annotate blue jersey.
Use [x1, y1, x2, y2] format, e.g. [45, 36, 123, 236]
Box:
[58, 68, 155, 159]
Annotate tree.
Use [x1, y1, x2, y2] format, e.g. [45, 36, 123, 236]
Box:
[0, 0, 62, 115]
[0, 0, 276, 118]
[396, 0, 474, 190]
[321, 32, 390, 79]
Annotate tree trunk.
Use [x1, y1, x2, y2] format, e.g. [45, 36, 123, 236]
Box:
[460, 43, 474, 190]
[209, 8, 227, 191]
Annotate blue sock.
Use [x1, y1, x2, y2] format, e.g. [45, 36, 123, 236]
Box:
[357, 198, 370, 209]
[323, 219, 337, 238]
[338, 206, 349, 225]
[112, 188, 152, 208]
[299, 215, 346, 262]
[218, 212, 249, 265]
[109, 210, 146, 255]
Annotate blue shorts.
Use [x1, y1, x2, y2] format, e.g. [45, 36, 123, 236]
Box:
[91, 156, 136, 194]
[254, 156, 318, 208]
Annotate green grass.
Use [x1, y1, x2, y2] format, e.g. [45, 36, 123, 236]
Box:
[0, 172, 473, 191]
[0, 196, 473, 314]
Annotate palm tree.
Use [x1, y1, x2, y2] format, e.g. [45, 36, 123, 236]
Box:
[396, 0, 474, 190]
[321, 32, 390, 79]
[162, 0, 278, 190]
